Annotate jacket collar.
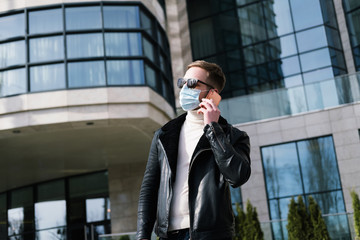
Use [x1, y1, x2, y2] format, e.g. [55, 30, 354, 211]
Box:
[159, 113, 229, 179]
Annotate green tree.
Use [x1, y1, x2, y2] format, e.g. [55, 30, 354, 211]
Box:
[308, 196, 330, 240]
[287, 196, 311, 240]
[233, 200, 263, 240]
[351, 190, 360, 240]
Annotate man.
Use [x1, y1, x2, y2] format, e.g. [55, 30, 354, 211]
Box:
[137, 60, 251, 240]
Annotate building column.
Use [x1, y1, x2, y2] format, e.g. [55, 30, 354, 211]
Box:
[108, 162, 146, 234]
[333, 0, 356, 74]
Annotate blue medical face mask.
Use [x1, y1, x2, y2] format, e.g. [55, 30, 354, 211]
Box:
[179, 85, 202, 111]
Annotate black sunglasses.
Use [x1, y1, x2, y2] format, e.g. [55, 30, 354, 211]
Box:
[177, 78, 215, 89]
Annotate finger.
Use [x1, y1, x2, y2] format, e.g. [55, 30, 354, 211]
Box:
[201, 98, 216, 109]
[200, 101, 213, 110]
[197, 108, 205, 114]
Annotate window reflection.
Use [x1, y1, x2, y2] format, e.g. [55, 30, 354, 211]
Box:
[145, 64, 157, 90]
[30, 36, 64, 62]
[300, 48, 331, 72]
[105, 33, 142, 56]
[296, 27, 327, 53]
[272, 0, 293, 36]
[86, 198, 110, 223]
[29, 8, 63, 34]
[67, 34, 104, 58]
[0, 13, 24, 40]
[35, 200, 66, 229]
[0, 41, 25, 68]
[66, 6, 102, 30]
[281, 56, 300, 76]
[190, 18, 216, 59]
[0, 68, 26, 97]
[103, 6, 140, 28]
[303, 67, 334, 83]
[290, 0, 323, 31]
[8, 207, 24, 237]
[68, 61, 105, 88]
[30, 64, 66, 92]
[107, 60, 144, 85]
[143, 37, 155, 62]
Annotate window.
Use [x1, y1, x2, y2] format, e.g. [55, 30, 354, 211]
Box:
[107, 60, 144, 85]
[30, 64, 66, 91]
[67, 33, 104, 58]
[29, 8, 63, 34]
[65, 6, 102, 30]
[0, 41, 25, 68]
[30, 36, 64, 62]
[0, 13, 24, 40]
[296, 27, 328, 53]
[0, 194, 6, 239]
[68, 61, 105, 88]
[0, 68, 26, 97]
[103, 6, 140, 28]
[290, 0, 323, 31]
[105, 33, 142, 56]
[261, 136, 350, 239]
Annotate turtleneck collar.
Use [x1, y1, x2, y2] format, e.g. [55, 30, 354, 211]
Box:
[186, 110, 204, 126]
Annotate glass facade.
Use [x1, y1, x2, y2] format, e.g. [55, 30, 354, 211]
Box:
[0, 3, 174, 107]
[261, 136, 351, 240]
[343, 0, 360, 71]
[187, 0, 346, 99]
[0, 171, 109, 240]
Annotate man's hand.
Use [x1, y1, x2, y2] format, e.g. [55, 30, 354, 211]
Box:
[197, 98, 220, 125]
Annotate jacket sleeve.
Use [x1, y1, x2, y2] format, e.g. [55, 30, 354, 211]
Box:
[137, 132, 161, 240]
[204, 122, 251, 188]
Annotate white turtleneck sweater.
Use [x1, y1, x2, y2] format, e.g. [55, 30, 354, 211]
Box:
[168, 110, 205, 231]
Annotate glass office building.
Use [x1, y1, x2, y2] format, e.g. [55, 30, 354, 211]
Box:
[1, 0, 360, 239]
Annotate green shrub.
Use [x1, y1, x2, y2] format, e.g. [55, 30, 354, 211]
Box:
[351, 190, 360, 240]
[308, 196, 329, 240]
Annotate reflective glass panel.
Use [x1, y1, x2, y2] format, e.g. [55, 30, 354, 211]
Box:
[303, 67, 334, 84]
[261, 143, 303, 198]
[0, 40, 25, 68]
[103, 6, 140, 28]
[347, 9, 360, 46]
[105, 33, 142, 56]
[8, 207, 24, 237]
[297, 137, 340, 193]
[0, 68, 26, 97]
[190, 18, 216, 59]
[273, 0, 293, 36]
[29, 8, 63, 34]
[0, 194, 6, 239]
[324, 213, 351, 239]
[68, 61, 105, 88]
[279, 34, 297, 58]
[284, 74, 303, 88]
[145, 64, 157, 90]
[36, 227, 67, 240]
[300, 48, 331, 72]
[86, 198, 110, 223]
[140, 11, 154, 37]
[0, 13, 24, 40]
[296, 27, 327, 52]
[30, 36, 64, 62]
[290, 0, 323, 31]
[67, 34, 104, 58]
[65, 6, 101, 30]
[35, 200, 66, 230]
[343, 0, 360, 11]
[325, 27, 342, 50]
[69, 171, 108, 198]
[281, 56, 300, 76]
[30, 64, 65, 92]
[237, 3, 267, 45]
[37, 180, 65, 202]
[143, 37, 155, 62]
[107, 60, 144, 85]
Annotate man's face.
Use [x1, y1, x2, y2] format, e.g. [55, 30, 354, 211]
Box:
[183, 67, 211, 101]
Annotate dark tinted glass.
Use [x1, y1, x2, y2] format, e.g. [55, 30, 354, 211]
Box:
[343, 0, 360, 11]
[0, 13, 24, 40]
[190, 17, 216, 59]
[145, 64, 157, 90]
[143, 37, 155, 62]
[140, 11, 154, 37]
[30, 64, 66, 91]
[65, 6, 101, 30]
[0, 40, 26, 68]
[69, 172, 108, 198]
[68, 61, 105, 88]
[103, 6, 140, 28]
[0, 194, 6, 239]
[29, 8, 63, 34]
[346, 9, 360, 46]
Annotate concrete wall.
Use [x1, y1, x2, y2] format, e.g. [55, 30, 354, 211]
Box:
[237, 102, 360, 222]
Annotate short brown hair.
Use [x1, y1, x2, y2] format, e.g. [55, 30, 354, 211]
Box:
[187, 60, 226, 92]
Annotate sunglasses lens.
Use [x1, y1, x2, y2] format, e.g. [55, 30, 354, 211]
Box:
[187, 78, 197, 88]
[177, 78, 186, 88]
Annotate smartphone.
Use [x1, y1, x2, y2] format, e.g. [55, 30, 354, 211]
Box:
[206, 89, 222, 106]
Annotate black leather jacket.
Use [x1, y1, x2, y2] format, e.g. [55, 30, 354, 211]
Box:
[137, 113, 251, 240]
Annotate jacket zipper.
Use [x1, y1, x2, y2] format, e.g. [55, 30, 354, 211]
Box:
[187, 148, 211, 236]
[211, 125, 226, 153]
